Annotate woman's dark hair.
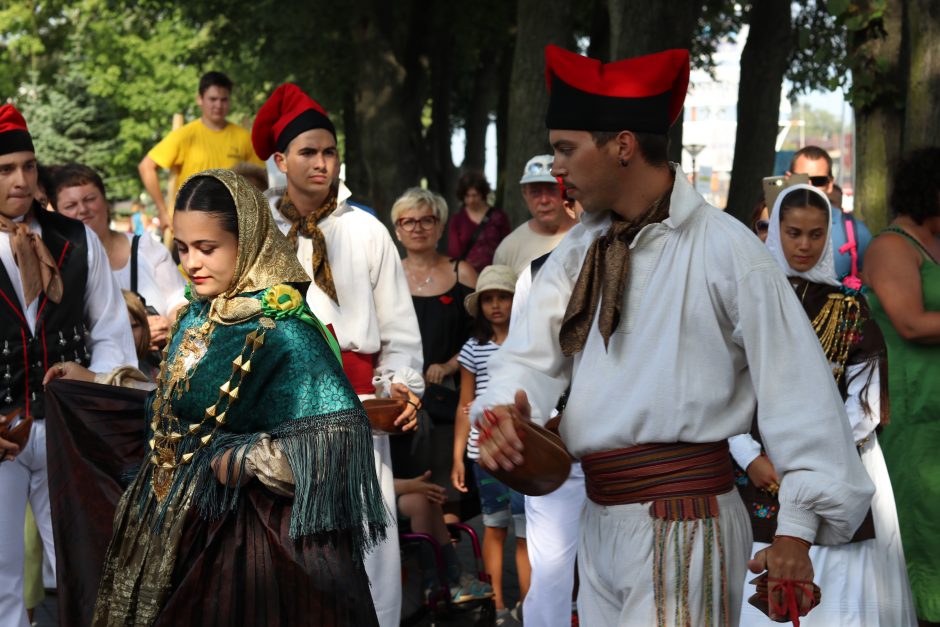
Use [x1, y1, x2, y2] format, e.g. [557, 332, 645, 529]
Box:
[456, 171, 491, 203]
[50, 163, 107, 210]
[890, 147, 940, 225]
[175, 176, 238, 236]
[471, 312, 495, 344]
[777, 187, 829, 220]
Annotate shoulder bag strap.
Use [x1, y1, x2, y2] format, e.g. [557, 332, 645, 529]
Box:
[130, 234, 141, 294]
[458, 207, 493, 261]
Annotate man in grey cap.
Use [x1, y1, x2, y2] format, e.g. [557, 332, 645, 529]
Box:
[493, 154, 577, 274]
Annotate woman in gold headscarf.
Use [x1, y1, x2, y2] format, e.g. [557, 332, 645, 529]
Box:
[91, 170, 387, 626]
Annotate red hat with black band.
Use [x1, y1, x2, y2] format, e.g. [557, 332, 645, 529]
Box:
[252, 83, 336, 161]
[544, 45, 689, 136]
[0, 104, 35, 156]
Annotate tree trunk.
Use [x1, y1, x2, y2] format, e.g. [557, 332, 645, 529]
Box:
[850, 0, 904, 234]
[347, 1, 426, 224]
[588, 0, 610, 63]
[463, 61, 498, 174]
[725, 1, 792, 223]
[503, 0, 573, 225]
[494, 36, 514, 211]
[607, 0, 696, 164]
[425, 3, 457, 200]
[902, 0, 940, 152]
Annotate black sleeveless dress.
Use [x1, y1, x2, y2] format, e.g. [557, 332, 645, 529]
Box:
[390, 260, 473, 497]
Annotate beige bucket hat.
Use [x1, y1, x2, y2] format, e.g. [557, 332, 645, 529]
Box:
[464, 264, 518, 317]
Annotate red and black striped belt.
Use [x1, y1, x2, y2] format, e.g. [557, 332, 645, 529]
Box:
[581, 441, 734, 520]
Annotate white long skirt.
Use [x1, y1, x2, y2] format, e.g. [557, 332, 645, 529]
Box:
[738, 435, 916, 626]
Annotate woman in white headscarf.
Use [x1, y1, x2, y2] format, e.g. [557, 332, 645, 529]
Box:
[730, 184, 916, 626]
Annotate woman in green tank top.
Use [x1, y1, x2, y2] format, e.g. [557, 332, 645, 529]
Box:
[864, 147, 940, 624]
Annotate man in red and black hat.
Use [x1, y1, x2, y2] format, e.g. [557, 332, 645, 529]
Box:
[252, 83, 424, 627]
[0, 104, 135, 627]
[472, 47, 874, 625]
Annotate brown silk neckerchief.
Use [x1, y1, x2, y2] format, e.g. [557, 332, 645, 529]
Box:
[559, 193, 671, 356]
[0, 213, 63, 305]
[278, 191, 339, 304]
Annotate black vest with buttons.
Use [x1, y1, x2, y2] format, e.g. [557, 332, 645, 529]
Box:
[0, 206, 89, 419]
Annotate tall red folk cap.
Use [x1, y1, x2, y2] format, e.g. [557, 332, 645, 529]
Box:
[544, 45, 689, 135]
[251, 83, 336, 161]
[0, 104, 35, 156]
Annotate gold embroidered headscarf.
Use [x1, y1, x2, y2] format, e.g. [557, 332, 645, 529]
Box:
[179, 169, 311, 325]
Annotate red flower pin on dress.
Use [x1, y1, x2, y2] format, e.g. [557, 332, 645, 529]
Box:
[439, 295, 453, 305]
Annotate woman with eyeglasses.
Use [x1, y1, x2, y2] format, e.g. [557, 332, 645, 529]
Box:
[391, 188, 477, 520]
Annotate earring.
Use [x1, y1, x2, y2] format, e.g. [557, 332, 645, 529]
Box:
[619, 159, 629, 168]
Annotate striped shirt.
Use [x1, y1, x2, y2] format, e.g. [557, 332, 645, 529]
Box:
[458, 338, 501, 459]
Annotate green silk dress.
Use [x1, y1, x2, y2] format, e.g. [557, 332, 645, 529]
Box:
[92, 288, 386, 626]
[867, 226, 940, 621]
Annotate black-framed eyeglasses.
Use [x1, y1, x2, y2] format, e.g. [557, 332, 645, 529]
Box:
[397, 215, 440, 231]
[808, 175, 831, 188]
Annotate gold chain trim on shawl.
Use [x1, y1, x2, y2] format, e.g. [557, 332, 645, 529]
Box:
[149, 315, 276, 502]
[811, 293, 862, 380]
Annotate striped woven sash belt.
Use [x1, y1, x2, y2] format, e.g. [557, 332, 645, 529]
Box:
[581, 441, 734, 520]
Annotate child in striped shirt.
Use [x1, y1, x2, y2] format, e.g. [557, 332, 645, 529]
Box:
[451, 265, 528, 625]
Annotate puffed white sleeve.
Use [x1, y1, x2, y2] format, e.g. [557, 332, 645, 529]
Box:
[732, 263, 874, 545]
[844, 362, 880, 443]
[369, 226, 425, 397]
[83, 227, 137, 372]
[471, 247, 573, 428]
[141, 234, 187, 314]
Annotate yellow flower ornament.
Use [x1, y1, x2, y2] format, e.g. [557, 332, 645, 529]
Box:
[260, 284, 341, 363]
[263, 284, 305, 316]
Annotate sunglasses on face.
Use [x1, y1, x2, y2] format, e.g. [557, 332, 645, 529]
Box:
[397, 215, 440, 232]
[528, 160, 553, 174]
[755, 219, 769, 233]
[808, 175, 831, 187]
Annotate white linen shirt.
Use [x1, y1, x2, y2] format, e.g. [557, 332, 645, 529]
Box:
[472, 166, 873, 545]
[0, 214, 137, 372]
[112, 232, 187, 317]
[268, 183, 424, 396]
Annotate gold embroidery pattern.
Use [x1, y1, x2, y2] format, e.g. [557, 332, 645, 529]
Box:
[150, 314, 274, 502]
[811, 293, 863, 380]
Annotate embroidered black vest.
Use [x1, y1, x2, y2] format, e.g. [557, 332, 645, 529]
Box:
[0, 206, 89, 419]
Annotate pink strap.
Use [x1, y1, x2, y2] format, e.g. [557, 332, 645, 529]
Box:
[838, 213, 861, 289]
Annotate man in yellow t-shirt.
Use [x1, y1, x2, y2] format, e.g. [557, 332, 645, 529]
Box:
[138, 71, 263, 230]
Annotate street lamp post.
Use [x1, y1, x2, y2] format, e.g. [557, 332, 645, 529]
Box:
[684, 144, 706, 192]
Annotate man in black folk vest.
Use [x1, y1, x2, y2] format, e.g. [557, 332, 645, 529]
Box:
[0, 104, 136, 627]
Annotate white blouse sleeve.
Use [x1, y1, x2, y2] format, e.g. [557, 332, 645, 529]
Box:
[141, 235, 187, 315]
[84, 227, 137, 372]
[844, 361, 880, 443]
[729, 433, 762, 470]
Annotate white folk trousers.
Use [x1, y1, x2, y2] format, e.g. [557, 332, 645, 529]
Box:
[577, 488, 752, 627]
[0, 420, 55, 627]
[523, 462, 585, 627]
[363, 431, 401, 627]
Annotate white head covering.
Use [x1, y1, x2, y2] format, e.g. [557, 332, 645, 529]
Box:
[765, 183, 840, 287]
